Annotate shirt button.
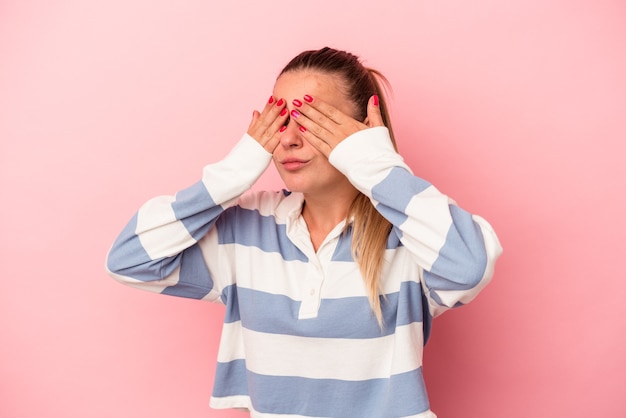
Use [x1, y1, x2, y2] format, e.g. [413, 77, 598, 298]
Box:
[309, 289, 316, 296]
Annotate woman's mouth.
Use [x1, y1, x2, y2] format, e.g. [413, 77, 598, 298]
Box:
[281, 158, 309, 171]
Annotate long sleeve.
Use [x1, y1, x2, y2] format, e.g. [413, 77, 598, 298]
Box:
[329, 127, 503, 317]
[105, 134, 272, 300]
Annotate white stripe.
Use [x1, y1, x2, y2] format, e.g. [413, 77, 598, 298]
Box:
[205, 244, 423, 302]
[216, 321, 245, 363]
[209, 395, 251, 411]
[242, 323, 423, 381]
[137, 196, 195, 260]
[248, 404, 436, 418]
[210, 395, 437, 418]
[401, 186, 453, 270]
[238, 188, 294, 219]
[109, 265, 182, 294]
[202, 134, 272, 204]
[474, 213, 503, 287]
[197, 230, 236, 293]
[200, 287, 223, 303]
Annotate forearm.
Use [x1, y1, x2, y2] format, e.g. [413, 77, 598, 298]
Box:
[330, 128, 502, 308]
[106, 134, 272, 286]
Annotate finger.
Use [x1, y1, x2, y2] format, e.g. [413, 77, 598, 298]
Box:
[249, 97, 279, 136]
[291, 96, 348, 140]
[258, 100, 288, 147]
[263, 104, 290, 152]
[366, 95, 384, 127]
[249, 96, 287, 135]
[248, 97, 288, 150]
[293, 96, 366, 146]
[298, 95, 347, 125]
[290, 108, 330, 140]
[296, 124, 333, 158]
[248, 110, 260, 131]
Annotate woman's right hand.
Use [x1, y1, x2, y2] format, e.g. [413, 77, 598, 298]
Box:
[247, 96, 289, 153]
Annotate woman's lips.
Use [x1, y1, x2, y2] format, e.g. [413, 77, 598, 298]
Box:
[281, 158, 309, 171]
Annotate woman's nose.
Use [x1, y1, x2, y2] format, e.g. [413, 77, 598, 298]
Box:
[279, 120, 303, 148]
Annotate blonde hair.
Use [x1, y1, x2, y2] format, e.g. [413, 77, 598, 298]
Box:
[280, 48, 399, 327]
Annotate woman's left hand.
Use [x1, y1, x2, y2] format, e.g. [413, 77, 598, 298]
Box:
[290, 94, 384, 158]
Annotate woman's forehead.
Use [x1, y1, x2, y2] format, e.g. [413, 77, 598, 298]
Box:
[274, 71, 338, 94]
[273, 70, 355, 114]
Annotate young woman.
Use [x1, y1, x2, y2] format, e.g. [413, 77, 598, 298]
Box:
[106, 47, 502, 418]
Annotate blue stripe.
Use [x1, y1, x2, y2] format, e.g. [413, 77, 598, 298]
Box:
[230, 281, 425, 338]
[237, 287, 385, 338]
[429, 289, 465, 309]
[246, 367, 430, 417]
[221, 284, 241, 323]
[330, 227, 354, 261]
[213, 359, 249, 398]
[396, 281, 427, 328]
[106, 213, 180, 281]
[371, 166, 431, 227]
[216, 207, 308, 262]
[387, 226, 403, 248]
[171, 180, 223, 241]
[425, 205, 488, 291]
[160, 244, 213, 299]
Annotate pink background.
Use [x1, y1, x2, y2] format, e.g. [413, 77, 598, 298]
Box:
[1, 1, 624, 417]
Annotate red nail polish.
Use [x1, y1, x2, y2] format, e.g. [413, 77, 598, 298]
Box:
[293, 99, 302, 107]
[373, 95, 379, 106]
[291, 109, 300, 118]
[303, 94, 313, 103]
[276, 98, 284, 106]
[280, 107, 288, 116]
[268, 96, 275, 104]
[279, 125, 287, 132]
[299, 125, 306, 133]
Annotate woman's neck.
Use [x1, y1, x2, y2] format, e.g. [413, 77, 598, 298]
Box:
[301, 188, 359, 251]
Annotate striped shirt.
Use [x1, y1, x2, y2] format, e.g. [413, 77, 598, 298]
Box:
[106, 127, 502, 417]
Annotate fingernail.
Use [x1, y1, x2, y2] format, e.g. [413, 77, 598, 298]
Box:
[280, 107, 288, 116]
[279, 125, 287, 132]
[268, 96, 275, 104]
[276, 98, 284, 106]
[291, 109, 300, 118]
[303, 94, 313, 103]
[292, 99, 302, 107]
[299, 125, 306, 133]
[373, 95, 379, 106]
